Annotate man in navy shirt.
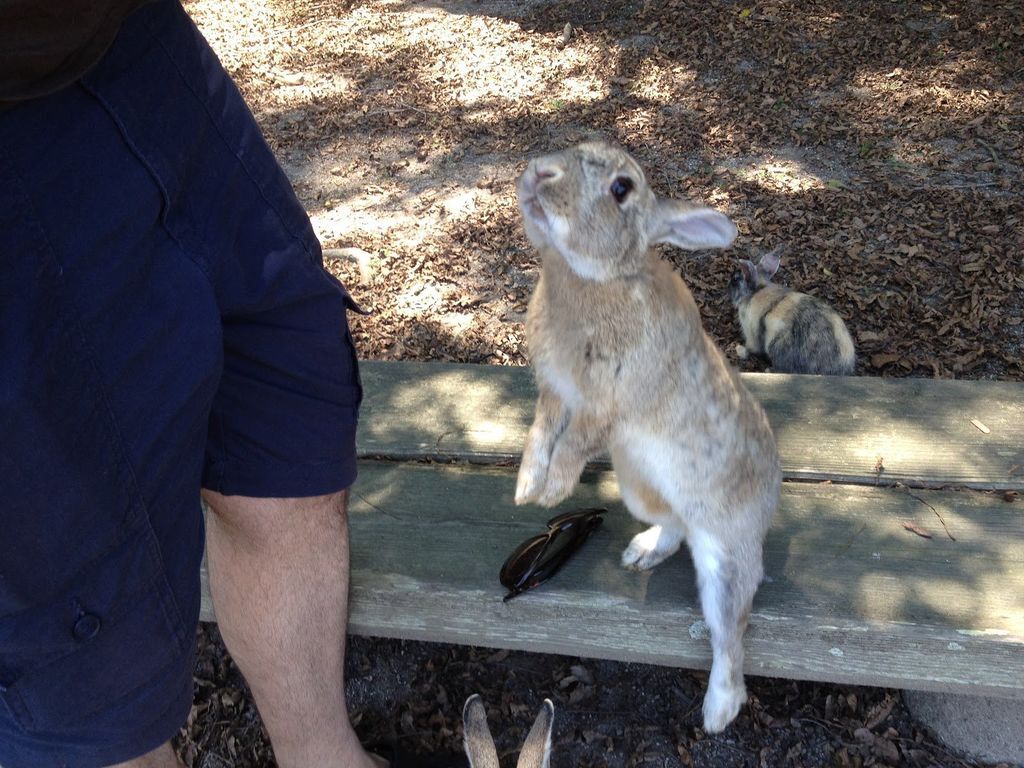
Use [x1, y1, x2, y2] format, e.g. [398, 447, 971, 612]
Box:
[0, 2, 396, 766]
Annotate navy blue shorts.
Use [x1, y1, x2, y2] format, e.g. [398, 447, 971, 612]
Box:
[0, 1, 362, 765]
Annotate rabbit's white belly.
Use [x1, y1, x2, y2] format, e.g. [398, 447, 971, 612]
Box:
[611, 427, 724, 520]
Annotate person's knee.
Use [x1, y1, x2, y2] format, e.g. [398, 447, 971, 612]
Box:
[203, 489, 350, 551]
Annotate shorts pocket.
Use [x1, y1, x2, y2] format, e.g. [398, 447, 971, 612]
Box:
[0, 529, 190, 733]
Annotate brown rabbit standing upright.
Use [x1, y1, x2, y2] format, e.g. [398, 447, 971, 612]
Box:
[729, 247, 856, 375]
[514, 141, 781, 733]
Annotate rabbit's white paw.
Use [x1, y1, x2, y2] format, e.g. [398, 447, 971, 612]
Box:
[735, 343, 749, 360]
[701, 680, 746, 733]
[534, 467, 576, 508]
[621, 525, 681, 571]
[515, 459, 547, 505]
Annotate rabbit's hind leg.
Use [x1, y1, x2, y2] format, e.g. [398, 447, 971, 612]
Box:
[621, 524, 685, 571]
[617, 470, 686, 571]
[689, 528, 759, 733]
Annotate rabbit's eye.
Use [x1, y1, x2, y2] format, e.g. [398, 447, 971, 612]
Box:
[610, 177, 634, 203]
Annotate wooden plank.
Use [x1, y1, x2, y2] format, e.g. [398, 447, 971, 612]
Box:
[357, 361, 1024, 490]
[200, 460, 1024, 698]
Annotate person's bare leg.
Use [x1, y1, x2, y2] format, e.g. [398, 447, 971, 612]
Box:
[107, 741, 184, 768]
[203, 488, 379, 768]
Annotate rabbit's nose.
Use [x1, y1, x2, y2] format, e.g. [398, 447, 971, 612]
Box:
[532, 159, 563, 184]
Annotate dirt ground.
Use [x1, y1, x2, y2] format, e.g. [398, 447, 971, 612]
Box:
[179, 0, 1023, 766]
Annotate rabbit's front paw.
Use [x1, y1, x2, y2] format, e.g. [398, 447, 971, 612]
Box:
[735, 343, 749, 360]
[515, 459, 548, 505]
[701, 681, 747, 733]
[533, 450, 584, 507]
[535, 472, 576, 508]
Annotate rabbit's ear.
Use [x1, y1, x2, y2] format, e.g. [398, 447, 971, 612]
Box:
[738, 259, 757, 284]
[758, 247, 783, 279]
[515, 699, 555, 768]
[649, 200, 737, 251]
[463, 695, 500, 768]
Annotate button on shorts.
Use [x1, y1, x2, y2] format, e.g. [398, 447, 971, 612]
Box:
[0, 2, 362, 765]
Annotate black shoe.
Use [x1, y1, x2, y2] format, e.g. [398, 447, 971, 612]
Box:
[369, 744, 469, 768]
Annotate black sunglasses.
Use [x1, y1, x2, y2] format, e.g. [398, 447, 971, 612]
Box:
[499, 507, 607, 601]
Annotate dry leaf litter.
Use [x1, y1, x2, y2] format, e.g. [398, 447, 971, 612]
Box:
[181, 0, 1022, 766]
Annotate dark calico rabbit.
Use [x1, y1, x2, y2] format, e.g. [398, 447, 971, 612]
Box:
[463, 695, 554, 768]
[729, 247, 856, 375]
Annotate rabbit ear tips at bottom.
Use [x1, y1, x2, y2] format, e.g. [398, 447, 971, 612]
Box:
[462, 694, 492, 745]
[463, 695, 499, 768]
[463, 695, 554, 768]
[533, 699, 555, 733]
[463, 693, 484, 720]
[516, 700, 556, 768]
[541, 699, 555, 721]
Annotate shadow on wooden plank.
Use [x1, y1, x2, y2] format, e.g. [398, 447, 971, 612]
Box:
[357, 361, 1024, 490]
[202, 459, 1024, 698]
